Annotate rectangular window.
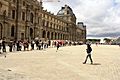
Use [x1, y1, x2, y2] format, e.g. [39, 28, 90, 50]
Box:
[23, 1, 25, 6]
[66, 27, 69, 32]
[46, 21, 49, 27]
[38, 17, 40, 24]
[42, 20, 45, 26]
[13, 0, 16, 3]
[22, 12, 25, 21]
[12, 10, 15, 19]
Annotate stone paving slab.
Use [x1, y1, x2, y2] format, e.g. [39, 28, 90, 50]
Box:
[0, 45, 120, 80]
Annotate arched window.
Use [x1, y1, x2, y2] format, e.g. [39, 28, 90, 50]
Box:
[30, 13, 34, 23]
[11, 25, 14, 37]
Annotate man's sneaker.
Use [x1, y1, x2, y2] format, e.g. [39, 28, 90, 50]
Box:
[83, 62, 86, 64]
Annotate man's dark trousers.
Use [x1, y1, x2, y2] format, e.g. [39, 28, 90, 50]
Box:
[84, 54, 93, 64]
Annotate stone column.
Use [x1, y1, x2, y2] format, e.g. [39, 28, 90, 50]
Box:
[26, 26, 30, 40]
[53, 32, 55, 40]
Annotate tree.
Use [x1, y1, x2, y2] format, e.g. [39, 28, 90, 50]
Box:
[104, 38, 111, 43]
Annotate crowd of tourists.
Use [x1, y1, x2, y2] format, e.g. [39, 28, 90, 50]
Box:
[0, 39, 51, 53]
[0, 38, 82, 54]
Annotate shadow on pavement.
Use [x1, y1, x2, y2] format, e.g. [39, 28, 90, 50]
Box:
[91, 63, 101, 65]
[0, 53, 7, 58]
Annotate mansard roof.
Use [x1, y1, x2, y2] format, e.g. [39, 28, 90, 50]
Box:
[57, 5, 75, 16]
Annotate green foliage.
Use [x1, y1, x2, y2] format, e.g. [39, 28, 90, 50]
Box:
[87, 39, 100, 43]
[104, 38, 111, 43]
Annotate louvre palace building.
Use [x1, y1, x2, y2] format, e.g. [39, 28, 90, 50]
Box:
[0, 0, 86, 43]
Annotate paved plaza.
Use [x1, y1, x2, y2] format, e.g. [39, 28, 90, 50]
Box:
[0, 45, 120, 80]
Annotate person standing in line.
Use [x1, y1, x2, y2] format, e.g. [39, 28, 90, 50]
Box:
[35, 40, 39, 50]
[2, 38, 6, 58]
[0, 39, 2, 54]
[83, 44, 93, 64]
[52, 41, 55, 47]
[8, 40, 13, 52]
[19, 40, 22, 51]
[31, 40, 35, 50]
[48, 40, 51, 46]
[41, 41, 44, 49]
[54, 41, 56, 47]
[16, 41, 20, 51]
[2, 38, 6, 53]
[13, 40, 16, 51]
[38, 40, 42, 50]
[44, 40, 47, 49]
[56, 41, 60, 51]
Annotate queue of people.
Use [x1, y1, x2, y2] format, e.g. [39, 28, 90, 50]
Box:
[0, 38, 84, 54]
[0, 39, 50, 53]
[0, 39, 65, 53]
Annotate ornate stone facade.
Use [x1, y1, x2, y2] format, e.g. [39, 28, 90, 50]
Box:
[0, 0, 86, 42]
[76, 22, 86, 42]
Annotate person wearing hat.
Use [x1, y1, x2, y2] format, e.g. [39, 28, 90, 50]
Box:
[83, 44, 93, 64]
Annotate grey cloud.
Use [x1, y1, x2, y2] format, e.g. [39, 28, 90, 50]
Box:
[42, 0, 120, 38]
[87, 32, 120, 37]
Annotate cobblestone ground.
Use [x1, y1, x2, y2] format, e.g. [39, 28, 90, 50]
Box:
[0, 45, 120, 80]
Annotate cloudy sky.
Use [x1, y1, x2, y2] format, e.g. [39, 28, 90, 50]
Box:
[39, 0, 120, 38]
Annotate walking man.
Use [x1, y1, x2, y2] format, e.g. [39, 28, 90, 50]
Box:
[83, 44, 93, 64]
